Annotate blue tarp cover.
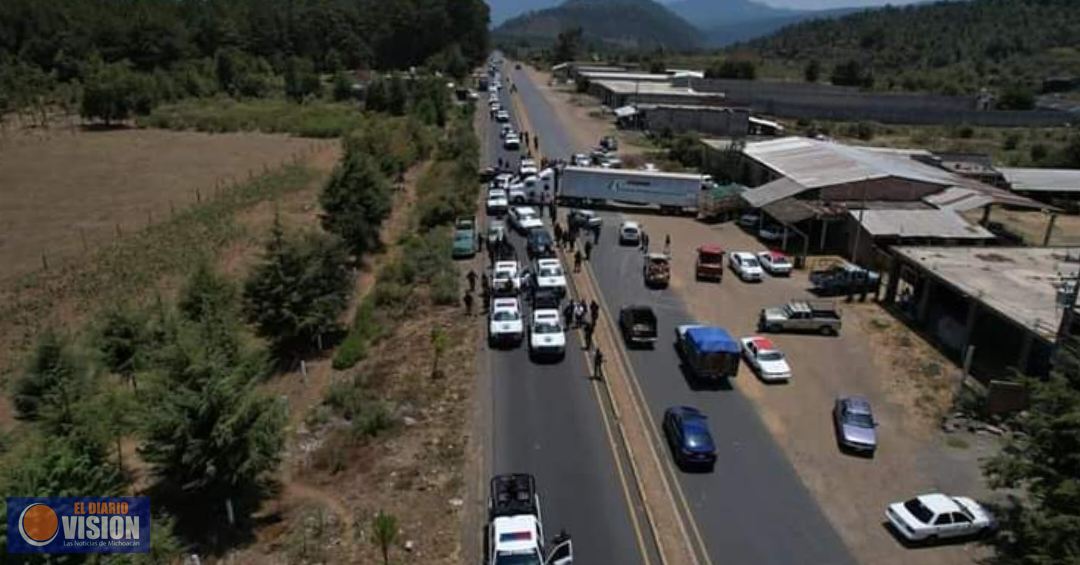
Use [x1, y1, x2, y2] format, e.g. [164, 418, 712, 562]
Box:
[686, 326, 739, 354]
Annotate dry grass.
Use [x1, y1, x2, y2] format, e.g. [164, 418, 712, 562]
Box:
[962, 207, 1080, 247]
[0, 126, 323, 281]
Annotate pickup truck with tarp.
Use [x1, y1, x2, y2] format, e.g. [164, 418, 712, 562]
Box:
[674, 325, 741, 382]
[488, 474, 573, 565]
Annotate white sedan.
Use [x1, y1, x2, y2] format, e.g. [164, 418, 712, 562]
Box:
[495, 110, 510, 123]
[729, 252, 763, 282]
[757, 251, 793, 276]
[488, 298, 524, 347]
[529, 309, 566, 360]
[503, 134, 521, 151]
[486, 189, 509, 216]
[535, 259, 567, 297]
[740, 336, 791, 382]
[509, 206, 543, 233]
[886, 494, 994, 542]
[619, 221, 642, 246]
[492, 261, 521, 295]
[519, 158, 538, 177]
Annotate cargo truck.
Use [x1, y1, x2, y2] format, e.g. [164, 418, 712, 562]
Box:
[675, 325, 741, 383]
[557, 166, 714, 214]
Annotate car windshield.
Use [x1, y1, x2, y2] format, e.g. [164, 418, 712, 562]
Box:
[903, 499, 935, 524]
[846, 410, 874, 428]
[771, 256, 791, 265]
[539, 267, 562, 277]
[743, 257, 760, 268]
[494, 552, 542, 565]
[699, 252, 723, 263]
[759, 351, 784, 362]
[493, 310, 519, 321]
[455, 233, 471, 242]
[683, 420, 714, 450]
[534, 321, 561, 333]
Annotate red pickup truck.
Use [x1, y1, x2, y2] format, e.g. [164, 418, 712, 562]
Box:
[695, 245, 725, 282]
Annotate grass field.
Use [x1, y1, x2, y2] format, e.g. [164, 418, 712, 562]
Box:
[137, 98, 367, 138]
[0, 127, 323, 281]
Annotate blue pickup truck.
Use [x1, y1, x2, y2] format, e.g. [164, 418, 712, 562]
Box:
[674, 325, 741, 383]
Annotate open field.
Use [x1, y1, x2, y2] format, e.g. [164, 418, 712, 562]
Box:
[0, 126, 321, 282]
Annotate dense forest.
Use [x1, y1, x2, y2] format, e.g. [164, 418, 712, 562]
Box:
[739, 0, 1080, 96]
[494, 0, 702, 52]
[0, 0, 489, 119]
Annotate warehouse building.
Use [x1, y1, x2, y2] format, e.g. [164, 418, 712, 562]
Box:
[885, 246, 1079, 381]
[633, 104, 751, 137]
[589, 80, 728, 108]
[1000, 167, 1080, 209]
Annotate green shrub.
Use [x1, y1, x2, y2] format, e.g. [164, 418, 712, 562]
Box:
[331, 332, 368, 370]
[351, 401, 396, 439]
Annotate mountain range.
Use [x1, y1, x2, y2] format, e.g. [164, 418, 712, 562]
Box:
[489, 0, 865, 47]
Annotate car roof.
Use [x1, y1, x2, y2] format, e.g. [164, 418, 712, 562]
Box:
[621, 221, 640, 229]
[533, 309, 560, 320]
[537, 258, 560, 267]
[698, 244, 724, 254]
[492, 298, 519, 309]
[514, 206, 536, 214]
[732, 251, 755, 259]
[841, 396, 872, 413]
[495, 261, 517, 269]
[760, 250, 788, 260]
[747, 336, 776, 351]
[917, 494, 961, 515]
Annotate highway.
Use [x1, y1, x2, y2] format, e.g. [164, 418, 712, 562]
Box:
[479, 68, 656, 564]
[499, 62, 857, 565]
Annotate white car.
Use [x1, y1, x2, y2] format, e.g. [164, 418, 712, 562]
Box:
[535, 259, 567, 297]
[738, 212, 760, 228]
[740, 336, 792, 382]
[500, 124, 513, 138]
[492, 261, 521, 295]
[519, 159, 538, 177]
[757, 251, 793, 276]
[487, 220, 506, 246]
[759, 224, 785, 242]
[886, 494, 994, 543]
[572, 153, 591, 167]
[496, 110, 510, 123]
[493, 173, 513, 189]
[528, 309, 566, 360]
[503, 134, 521, 151]
[486, 189, 509, 216]
[729, 251, 764, 281]
[488, 298, 524, 347]
[507, 181, 527, 204]
[509, 206, 543, 233]
[619, 221, 642, 246]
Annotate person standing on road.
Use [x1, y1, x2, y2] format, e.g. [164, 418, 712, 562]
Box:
[463, 291, 474, 316]
[641, 231, 650, 253]
[563, 302, 574, 327]
[575, 301, 587, 329]
[549, 200, 557, 221]
[590, 300, 600, 326]
[574, 249, 583, 272]
[583, 320, 595, 351]
[593, 347, 605, 379]
[466, 270, 477, 292]
[592, 223, 601, 244]
[664, 233, 671, 254]
[534, 135, 540, 152]
[584, 239, 593, 261]
[554, 223, 564, 248]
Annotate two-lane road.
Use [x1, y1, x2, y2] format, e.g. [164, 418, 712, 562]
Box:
[503, 62, 856, 565]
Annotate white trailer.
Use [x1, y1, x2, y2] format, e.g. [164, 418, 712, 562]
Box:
[556, 166, 712, 213]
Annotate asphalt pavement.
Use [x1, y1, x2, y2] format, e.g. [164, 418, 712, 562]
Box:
[504, 64, 857, 565]
[479, 69, 654, 565]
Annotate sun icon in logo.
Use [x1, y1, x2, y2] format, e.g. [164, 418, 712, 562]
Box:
[18, 503, 60, 547]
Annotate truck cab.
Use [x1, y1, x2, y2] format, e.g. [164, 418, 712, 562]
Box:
[695, 245, 725, 282]
[488, 474, 573, 565]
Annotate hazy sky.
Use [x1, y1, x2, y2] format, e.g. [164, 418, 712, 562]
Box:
[757, 0, 923, 7]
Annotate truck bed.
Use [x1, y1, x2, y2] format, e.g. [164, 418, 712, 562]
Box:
[490, 474, 537, 518]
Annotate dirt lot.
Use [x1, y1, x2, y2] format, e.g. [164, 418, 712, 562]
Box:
[963, 207, 1080, 247]
[626, 213, 997, 565]
[0, 126, 320, 281]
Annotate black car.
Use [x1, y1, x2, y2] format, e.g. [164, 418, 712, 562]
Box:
[662, 406, 717, 471]
[526, 228, 556, 259]
[530, 287, 561, 309]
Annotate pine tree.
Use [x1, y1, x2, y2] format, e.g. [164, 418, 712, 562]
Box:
[319, 151, 392, 256]
[13, 331, 91, 432]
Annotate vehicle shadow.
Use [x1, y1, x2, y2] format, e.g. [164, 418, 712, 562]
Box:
[881, 521, 987, 549]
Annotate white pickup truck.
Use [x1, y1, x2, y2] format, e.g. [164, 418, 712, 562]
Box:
[488, 474, 573, 565]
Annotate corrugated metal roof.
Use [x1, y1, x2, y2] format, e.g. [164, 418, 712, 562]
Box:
[999, 167, 1080, 193]
[593, 80, 726, 97]
[581, 72, 672, 82]
[741, 177, 806, 208]
[852, 209, 994, 239]
[764, 199, 818, 224]
[923, 187, 994, 211]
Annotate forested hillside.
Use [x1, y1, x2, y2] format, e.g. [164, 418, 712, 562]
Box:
[495, 0, 702, 51]
[741, 0, 1080, 95]
[0, 0, 489, 119]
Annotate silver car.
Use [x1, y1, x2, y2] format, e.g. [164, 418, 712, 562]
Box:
[833, 396, 877, 454]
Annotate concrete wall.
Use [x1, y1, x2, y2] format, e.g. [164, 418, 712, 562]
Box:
[681, 78, 1075, 127]
[641, 106, 750, 137]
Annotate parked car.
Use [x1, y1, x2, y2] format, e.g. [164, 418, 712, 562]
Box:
[662, 406, 716, 471]
[491, 261, 520, 297]
[487, 221, 507, 247]
[526, 229, 556, 260]
[495, 110, 510, 123]
[810, 261, 881, 296]
[572, 153, 591, 167]
[886, 494, 994, 543]
[729, 251, 764, 282]
[509, 206, 543, 233]
[619, 305, 658, 348]
[619, 221, 642, 246]
[528, 309, 566, 361]
[599, 135, 619, 152]
[519, 158, 539, 177]
[759, 300, 842, 335]
[740, 336, 792, 382]
[758, 224, 785, 242]
[530, 286, 561, 310]
[833, 396, 877, 454]
[757, 251, 793, 276]
[500, 124, 512, 138]
[738, 212, 760, 229]
[503, 134, 521, 151]
[486, 189, 509, 216]
[695, 245, 725, 282]
[535, 258, 567, 296]
[488, 298, 524, 347]
[568, 209, 602, 229]
[452, 217, 476, 259]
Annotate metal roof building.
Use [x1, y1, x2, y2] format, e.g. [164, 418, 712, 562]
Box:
[851, 209, 995, 239]
[999, 167, 1080, 194]
[589, 80, 728, 108]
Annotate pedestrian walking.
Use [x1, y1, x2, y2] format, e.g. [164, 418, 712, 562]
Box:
[463, 291, 474, 316]
[534, 136, 540, 151]
[549, 201, 557, 221]
[478, 233, 485, 252]
[481, 284, 491, 313]
[641, 231, 650, 253]
[584, 239, 593, 261]
[554, 223, 564, 248]
[590, 300, 599, 325]
[664, 233, 671, 254]
[584, 320, 595, 350]
[563, 302, 574, 327]
[574, 249, 583, 272]
[592, 223, 601, 243]
[593, 347, 605, 379]
[575, 301, 587, 329]
[466, 270, 478, 292]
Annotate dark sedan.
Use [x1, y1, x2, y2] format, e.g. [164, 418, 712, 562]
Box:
[663, 406, 717, 471]
[526, 228, 556, 260]
[833, 396, 878, 455]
